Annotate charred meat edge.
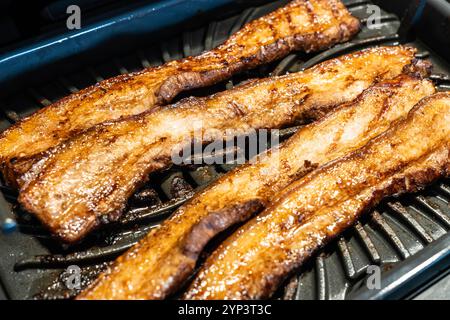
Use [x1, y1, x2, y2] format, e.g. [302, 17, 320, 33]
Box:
[19, 46, 418, 243]
[77, 72, 434, 300]
[185, 93, 450, 299]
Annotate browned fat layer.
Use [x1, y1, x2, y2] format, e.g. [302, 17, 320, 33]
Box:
[6, 46, 420, 189]
[182, 199, 265, 260]
[19, 47, 421, 244]
[0, 0, 360, 181]
[184, 93, 449, 299]
[1, 157, 35, 189]
[77, 75, 435, 300]
[201, 146, 449, 299]
[402, 58, 433, 78]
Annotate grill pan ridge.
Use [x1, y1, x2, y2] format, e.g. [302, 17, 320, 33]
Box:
[0, 0, 449, 300]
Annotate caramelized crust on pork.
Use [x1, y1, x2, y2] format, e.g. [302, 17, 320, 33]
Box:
[185, 93, 450, 299]
[0, 0, 360, 184]
[77, 74, 435, 300]
[19, 46, 419, 244]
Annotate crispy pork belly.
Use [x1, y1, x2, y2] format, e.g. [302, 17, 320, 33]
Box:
[19, 46, 420, 243]
[77, 74, 435, 300]
[184, 93, 450, 300]
[0, 0, 360, 186]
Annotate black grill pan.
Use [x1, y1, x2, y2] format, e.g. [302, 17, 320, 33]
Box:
[0, 0, 449, 300]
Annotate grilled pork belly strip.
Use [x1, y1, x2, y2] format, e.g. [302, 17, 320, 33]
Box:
[19, 46, 420, 243]
[185, 93, 450, 300]
[0, 0, 360, 186]
[77, 74, 434, 300]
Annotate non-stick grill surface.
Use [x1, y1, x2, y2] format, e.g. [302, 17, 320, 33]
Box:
[0, 0, 449, 300]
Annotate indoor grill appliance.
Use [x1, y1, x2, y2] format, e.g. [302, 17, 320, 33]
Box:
[0, 0, 449, 300]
